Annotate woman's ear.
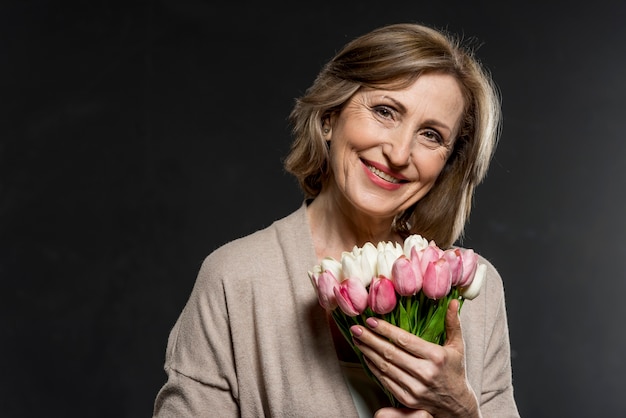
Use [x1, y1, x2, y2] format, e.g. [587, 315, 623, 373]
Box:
[322, 115, 333, 140]
[323, 126, 331, 139]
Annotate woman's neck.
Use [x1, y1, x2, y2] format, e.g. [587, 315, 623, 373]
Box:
[306, 193, 401, 261]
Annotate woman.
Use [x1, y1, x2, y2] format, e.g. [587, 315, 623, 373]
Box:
[153, 23, 520, 417]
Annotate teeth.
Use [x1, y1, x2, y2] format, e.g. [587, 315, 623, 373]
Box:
[367, 165, 400, 183]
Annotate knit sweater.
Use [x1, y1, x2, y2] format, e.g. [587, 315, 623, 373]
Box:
[153, 203, 520, 417]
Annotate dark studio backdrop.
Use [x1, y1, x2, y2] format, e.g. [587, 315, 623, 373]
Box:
[2, 0, 625, 417]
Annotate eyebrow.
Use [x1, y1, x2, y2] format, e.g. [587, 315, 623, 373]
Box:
[383, 95, 454, 135]
[383, 96, 408, 114]
[421, 119, 454, 135]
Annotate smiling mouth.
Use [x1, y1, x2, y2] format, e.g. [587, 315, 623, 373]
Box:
[364, 163, 404, 184]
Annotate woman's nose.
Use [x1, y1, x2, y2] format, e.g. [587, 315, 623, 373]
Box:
[382, 130, 412, 168]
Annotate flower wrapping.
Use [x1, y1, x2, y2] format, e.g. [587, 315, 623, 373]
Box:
[308, 234, 486, 407]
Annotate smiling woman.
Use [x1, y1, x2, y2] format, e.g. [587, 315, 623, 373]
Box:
[153, 22, 519, 418]
[286, 25, 501, 251]
[313, 73, 465, 235]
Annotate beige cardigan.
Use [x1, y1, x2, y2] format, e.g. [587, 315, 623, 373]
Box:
[153, 203, 520, 417]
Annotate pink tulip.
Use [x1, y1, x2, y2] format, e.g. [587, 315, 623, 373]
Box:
[391, 255, 422, 296]
[419, 244, 443, 274]
[334, 278, 369, 316]
[409, 247, 424, 291]
[309, 269, 340, 310]
[368, 276, 397, 314]
[422, 258, 452, 299]
[458, 248, 478, 288]
[443, 248, 463, 286]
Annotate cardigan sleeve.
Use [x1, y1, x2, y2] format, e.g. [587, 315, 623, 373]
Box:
[152, 355, 239, 417]
[476, 260, 520, 418]
[152, 253, 240, 417]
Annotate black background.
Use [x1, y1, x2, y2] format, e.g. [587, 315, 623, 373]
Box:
[2, 1, 626, 417]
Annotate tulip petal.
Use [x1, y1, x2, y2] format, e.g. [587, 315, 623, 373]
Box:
[458, 248, 478, 288]
[403, 234, 429, 258]
[409, 248, 424, 292]
[422, 259, 452, 299]
[419, 245, 441, 275]
[334, 278, 369, 316]
[360, 242, 378, 285]
[460, 263, 485, 300]
[368, 276, 397, 314]
[391, 255, 418, 296]
[320, 257, 343, 282]
[341, 252, 361, 281]
[443, 248, 463, 286]
[315, 270, 340, 310]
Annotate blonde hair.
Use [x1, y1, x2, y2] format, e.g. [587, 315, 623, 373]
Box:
[284, 23, 501, 248]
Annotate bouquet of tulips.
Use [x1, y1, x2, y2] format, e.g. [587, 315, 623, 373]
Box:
[308, 234, 485, 407]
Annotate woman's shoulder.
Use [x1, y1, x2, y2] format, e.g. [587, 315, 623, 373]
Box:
[458, 248, 509, 321]
[451, 244, 507, 305]
[198, 204, 308, 279]
[476, 253, 506, 294]
[452, 244, 504, 287]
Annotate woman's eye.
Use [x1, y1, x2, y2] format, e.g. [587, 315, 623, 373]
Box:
[422, 129, 443, 144]
[373, 106, 395, 119]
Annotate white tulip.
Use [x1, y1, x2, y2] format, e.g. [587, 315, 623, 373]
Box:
[460, 263, 486, 300]
[377, 247, 398, 278]
[360, 242, 378, 283]
[341, 252, 361, 279]
[341, 244, 377, 287]
[403, 234, 429, 258]
[308, 264, 322, 282]
[320, 257, 343, 282]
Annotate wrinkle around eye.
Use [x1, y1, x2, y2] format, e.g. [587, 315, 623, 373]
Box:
[417, 136, 449, 153]
[371, 107, 401, 129]
[373, 105, 396, 119]
[418, 130, 444, 145]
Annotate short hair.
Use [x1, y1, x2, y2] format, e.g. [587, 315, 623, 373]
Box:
[284, 23, 501, 248]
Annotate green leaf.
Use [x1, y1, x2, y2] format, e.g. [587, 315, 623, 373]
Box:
[397, 299, 409, 330]
[419, 297, 449, 344]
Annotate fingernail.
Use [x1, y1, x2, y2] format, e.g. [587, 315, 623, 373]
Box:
[350, 325, 363, 337]
[366, 317, 378, 328]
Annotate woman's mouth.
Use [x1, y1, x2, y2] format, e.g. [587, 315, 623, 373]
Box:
[360, 159, 408, 190]
[366, 164, 400, 183]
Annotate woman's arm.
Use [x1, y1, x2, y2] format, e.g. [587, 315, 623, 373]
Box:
[153, 256, 240, 417]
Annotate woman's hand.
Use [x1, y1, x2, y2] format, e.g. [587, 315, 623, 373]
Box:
[350, 299, 481, 418]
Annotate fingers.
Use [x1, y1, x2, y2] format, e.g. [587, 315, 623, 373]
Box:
[353, 299, 464, 355]
[352, 324, 422, 375]
[443, 299, 464, 354]
[352, 322, 431, 407]
[361, 354, 426, 407]
[350, 300, 468, 409]
[353, 317, 429, 359]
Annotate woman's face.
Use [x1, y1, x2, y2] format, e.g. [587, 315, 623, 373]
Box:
[324, 72, 465, 220]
